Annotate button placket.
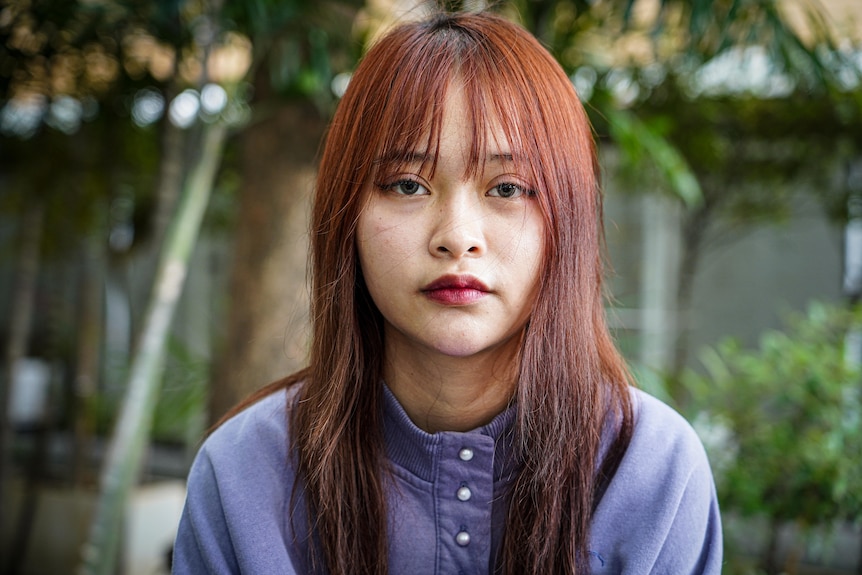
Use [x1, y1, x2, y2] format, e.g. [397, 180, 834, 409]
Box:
[454, 446, 476, 551]
[454, 447, 474, 549]
[435, 436, 494, 573]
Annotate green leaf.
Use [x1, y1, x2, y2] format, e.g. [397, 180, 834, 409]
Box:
[605, 107, 703, 208]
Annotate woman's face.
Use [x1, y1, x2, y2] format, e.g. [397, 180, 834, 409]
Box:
[356, 84, 545, 365]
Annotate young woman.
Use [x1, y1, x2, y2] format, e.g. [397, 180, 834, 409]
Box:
[174, 10, 722, 575]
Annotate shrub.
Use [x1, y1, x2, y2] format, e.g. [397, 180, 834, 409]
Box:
[682, 302, 862, 572]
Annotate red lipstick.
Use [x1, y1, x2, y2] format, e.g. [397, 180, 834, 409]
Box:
[421, 274, 489, 305]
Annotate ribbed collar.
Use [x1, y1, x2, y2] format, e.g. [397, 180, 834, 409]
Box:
[381, 383, 519, 483]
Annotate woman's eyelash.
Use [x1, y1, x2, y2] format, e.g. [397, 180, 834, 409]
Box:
[377, 179, 427, 195]
[374, 179, 536, 198]
[490, 182, 537, 198]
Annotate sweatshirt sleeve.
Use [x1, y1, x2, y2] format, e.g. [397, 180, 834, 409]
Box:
[651, 454, 723, 573]
[173, 447, 241, 574]
[589, 389, 723, 574]
[173, 390, 305, 575]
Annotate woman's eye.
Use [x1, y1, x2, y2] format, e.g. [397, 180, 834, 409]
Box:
[489, 182, 530, 198]
[386, 180, 428, 196]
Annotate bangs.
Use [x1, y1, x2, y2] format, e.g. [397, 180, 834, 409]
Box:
[328, 11, 600, 270]
[356, 15, 583, 197]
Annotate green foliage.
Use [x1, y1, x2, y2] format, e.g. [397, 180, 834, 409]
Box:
[621, 0, 843, 90]
[151, 338, 207, 443]
[643, 80, 862, 225]
[683, 302, 862, 527]
[0, 0, 190, 101]
[92, 337, 208, 443]
[604, 106, 702, 207]
[220, 0, 363, 107]
[503, 0, 862, 231]
[1, 0, 190, 263]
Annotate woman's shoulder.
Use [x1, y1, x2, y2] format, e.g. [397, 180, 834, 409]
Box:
[614, 387, 715, 495]
[175, 384, 309, 573]
[182, 384, 303, 540]
[628, 387, 708, 463]
[588, 387, 723, 572]
[201, 385, 300, 463]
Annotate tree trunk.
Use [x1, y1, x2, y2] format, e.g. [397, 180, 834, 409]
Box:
[762, 518, 782, 575]
[4, 367, 53, 575]
[209, 99, 325, 424]
[639, 193, 681, 373]
[0, 198, 44, 561]
[857, 527, 862, 575]
[667, 201, 712, 403]
[71, 236, 104, 486]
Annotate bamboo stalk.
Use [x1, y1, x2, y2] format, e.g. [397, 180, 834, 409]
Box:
[78, 121, 227, 575]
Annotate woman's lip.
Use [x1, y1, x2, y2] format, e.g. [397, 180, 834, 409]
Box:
[421, 274, 490, 292]
[421, 275, 490, 305]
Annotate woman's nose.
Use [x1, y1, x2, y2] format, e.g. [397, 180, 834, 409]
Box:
[428, 191, 486, 258]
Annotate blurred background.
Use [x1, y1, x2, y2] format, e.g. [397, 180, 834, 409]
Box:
[1, 0, 861, 573]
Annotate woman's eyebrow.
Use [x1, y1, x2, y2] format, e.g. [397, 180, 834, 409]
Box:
[372, 151, 516, 168]
[373, 150, 433, 165]
[488, 152, 514, 163]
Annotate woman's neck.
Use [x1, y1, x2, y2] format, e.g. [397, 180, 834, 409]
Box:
[382, 338, 520, 433]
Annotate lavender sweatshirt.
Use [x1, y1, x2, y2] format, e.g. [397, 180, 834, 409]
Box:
[174, 385, 722, 574]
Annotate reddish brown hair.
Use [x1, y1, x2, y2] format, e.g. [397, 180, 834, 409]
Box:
[241, 10, 633, 575]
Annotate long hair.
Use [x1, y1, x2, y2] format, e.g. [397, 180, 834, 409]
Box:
[275, 11, 633, 575]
